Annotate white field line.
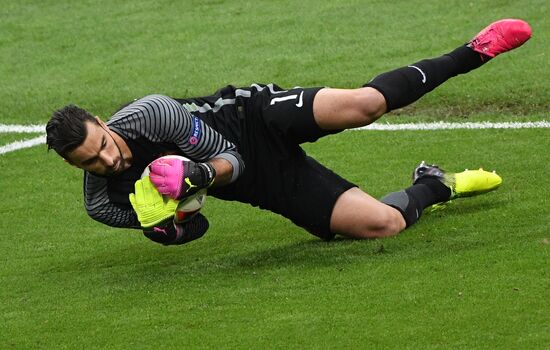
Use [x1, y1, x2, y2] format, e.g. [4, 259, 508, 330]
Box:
[0, 121, 549, 156]
[0, 124, 45, 133]
[0, 135, 46, 155]
[353, 121, 550, 131]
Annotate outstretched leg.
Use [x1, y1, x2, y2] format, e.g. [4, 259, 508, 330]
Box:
[313, 19, 532, 130]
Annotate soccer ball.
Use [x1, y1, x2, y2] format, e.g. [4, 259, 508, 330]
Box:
[141, 155, 207, 224]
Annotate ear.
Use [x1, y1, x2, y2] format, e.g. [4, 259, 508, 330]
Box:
[95, 116, 106, 127]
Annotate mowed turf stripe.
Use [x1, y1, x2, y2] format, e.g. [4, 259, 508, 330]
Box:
[0, 121, 549, 155]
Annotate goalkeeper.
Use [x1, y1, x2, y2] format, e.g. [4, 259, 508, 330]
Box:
[46, 19, 531, 245]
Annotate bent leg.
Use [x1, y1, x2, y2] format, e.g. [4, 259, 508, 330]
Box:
[330, 170, 453, 239]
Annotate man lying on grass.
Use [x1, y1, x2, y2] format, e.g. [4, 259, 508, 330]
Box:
[46, 19, 530, 245]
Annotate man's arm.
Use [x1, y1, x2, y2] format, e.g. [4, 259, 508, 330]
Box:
[108, 95, 245, 194]
[207, 157, 234, 187]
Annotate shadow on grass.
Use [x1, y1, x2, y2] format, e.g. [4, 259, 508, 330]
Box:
[43, 197, 506, 286]
[419, 197, 507, 221]
[43, 234, 393, 280]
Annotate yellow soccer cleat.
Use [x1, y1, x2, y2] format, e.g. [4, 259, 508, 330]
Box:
[412, 161, 502, 200]
[451, 168, 502, 199]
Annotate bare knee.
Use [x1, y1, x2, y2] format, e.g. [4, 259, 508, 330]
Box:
[330, 188, 406, 239]
[352, 87, 387, 125]
[358, 207, 404, 238]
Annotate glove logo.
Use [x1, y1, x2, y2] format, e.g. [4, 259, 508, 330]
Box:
[189, 116, 202, 145]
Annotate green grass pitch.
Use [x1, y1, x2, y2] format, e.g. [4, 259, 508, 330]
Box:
[1, 0, 549, 348]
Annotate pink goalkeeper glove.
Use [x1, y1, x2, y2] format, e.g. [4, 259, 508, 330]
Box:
[148, 157, 216, 199]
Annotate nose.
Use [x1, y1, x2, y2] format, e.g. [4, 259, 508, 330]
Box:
[99, 151, 115, 167]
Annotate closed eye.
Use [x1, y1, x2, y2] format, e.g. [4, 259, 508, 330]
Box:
[81, 135, 107, 166]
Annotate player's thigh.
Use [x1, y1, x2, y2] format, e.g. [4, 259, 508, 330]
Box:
[330, 187, 406, 238]
[312, 87, 387, 130]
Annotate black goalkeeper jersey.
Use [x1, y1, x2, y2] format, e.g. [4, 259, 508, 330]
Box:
[84, 83, 355, 239]
[85, 84, 292, 228]
[84, 92, 245, 228]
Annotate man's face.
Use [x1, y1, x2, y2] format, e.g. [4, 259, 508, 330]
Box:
[66, 119, 129, 176]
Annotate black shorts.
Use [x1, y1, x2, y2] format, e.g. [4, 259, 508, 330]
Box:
[259, 85, 339, 144]
[185, 84, 357, 240]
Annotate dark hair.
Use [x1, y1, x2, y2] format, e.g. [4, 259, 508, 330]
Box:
[46, 104, 98, 158]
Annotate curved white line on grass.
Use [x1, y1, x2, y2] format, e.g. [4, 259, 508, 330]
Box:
[0, 124, 46, 133]
[0, 121, 549, 155]
[353, 121, 550, 131]
[0, 135, 46, 155]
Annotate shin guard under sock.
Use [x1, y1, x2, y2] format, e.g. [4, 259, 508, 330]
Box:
[365, 45, 485, 111]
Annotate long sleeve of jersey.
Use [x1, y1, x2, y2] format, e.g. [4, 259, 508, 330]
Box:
[84, 94, 244, 229]
[109, 94, 243, 169]
[84, 172, 140, 228]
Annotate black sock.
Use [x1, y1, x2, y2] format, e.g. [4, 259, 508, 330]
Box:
[412, 177, 452, 204]
[365, 45, 486, 111]
[380, 178, 451, 228]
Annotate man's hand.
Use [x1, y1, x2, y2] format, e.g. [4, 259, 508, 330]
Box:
[142, 214, 209, 245]
[129, 176, 179, 228]
[148, 157, 216, 199]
